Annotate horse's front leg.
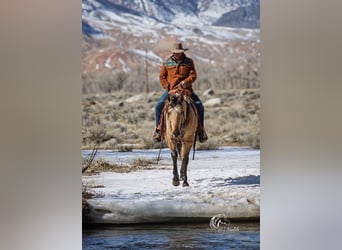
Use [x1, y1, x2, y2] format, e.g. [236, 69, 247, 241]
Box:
[180, 143, 192, 187]
[180, 155, 189, 187]
[171, 150, 180, 186]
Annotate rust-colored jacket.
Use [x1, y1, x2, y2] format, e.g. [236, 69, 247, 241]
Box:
[159, 53, 197, 92]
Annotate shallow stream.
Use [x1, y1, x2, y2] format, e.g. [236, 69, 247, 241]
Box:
[83, 222, 260, 249]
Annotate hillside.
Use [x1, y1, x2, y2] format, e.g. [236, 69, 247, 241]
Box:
[81, 1, 260, 149]
[82, 89, 260, 150]
[82, 0, 260, 93]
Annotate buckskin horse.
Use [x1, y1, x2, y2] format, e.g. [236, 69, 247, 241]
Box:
[163, 90, 198, 187]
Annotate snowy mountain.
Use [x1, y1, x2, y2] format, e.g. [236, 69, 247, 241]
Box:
[82, 0, 259, 27]
[82, 0, 260, 75]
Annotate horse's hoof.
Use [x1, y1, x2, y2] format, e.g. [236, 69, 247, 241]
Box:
[173, 179, 180, 186]
[182, 181, 189, 187]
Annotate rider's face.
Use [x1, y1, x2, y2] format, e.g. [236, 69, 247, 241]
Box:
[173, 52, 182, 60]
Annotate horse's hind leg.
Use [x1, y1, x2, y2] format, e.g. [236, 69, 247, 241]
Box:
[176, 142, 182, 158]
[171, 150, 180, 186]
[180, 144, 192, 187]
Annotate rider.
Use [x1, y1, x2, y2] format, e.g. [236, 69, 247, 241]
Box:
[153, 42, 208, 143]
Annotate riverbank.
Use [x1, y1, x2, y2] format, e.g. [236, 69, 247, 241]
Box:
[82, 147, 260, 225]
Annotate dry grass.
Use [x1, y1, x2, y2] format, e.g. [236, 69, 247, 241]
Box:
[82, 60, 260, 95]
[82, 158, 162, 176]
[82, 89, 260, 150]
[82, 182, 104, 219]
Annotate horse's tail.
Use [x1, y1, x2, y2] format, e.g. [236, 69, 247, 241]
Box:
[192, 131, 197, 160]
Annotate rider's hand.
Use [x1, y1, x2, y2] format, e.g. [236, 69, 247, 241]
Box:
[179, 81, 186, 88]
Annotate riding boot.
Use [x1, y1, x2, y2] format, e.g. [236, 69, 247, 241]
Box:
[152, 129, 161, 142]
[153, 113, 164, 142]
[197, 124, 208, 143]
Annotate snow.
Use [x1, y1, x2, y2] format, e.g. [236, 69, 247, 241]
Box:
[192, 54, 211, 63]
[198, 0, 237, 25]
[129, 49, 162, 63]
[82, 0, 259, 42]
[104, 57, 112, 69]
[92, 34, 115, 41]
[83, 147, 260, 224]
[118, 58, 129, 72]
[171, 12, 201, 26]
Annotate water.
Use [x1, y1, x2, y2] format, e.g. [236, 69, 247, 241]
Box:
[83, 147, 260, 249]
[83, 223, 260, 249]
[82, 147, 259, 165]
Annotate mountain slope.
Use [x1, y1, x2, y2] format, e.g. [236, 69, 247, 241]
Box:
[82, 0, 260, 86]
[213, 0, 260, 28]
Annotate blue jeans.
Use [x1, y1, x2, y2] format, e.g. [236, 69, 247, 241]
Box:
[155, 91, 205, 128]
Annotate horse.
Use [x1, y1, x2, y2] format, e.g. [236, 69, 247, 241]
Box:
[163, 90, 198, 187]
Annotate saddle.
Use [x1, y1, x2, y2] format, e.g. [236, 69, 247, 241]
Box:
[168, 87, 192, 97]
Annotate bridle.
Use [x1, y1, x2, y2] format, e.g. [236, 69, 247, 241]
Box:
[167, 94, 187, 140]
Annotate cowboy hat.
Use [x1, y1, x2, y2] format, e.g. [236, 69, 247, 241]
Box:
[171, 42, 188, 53]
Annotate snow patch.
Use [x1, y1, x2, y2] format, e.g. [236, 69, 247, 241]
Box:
[83, 147, 260, 224]
[104, 57, 112, 69]
[119, 58, 129, 72]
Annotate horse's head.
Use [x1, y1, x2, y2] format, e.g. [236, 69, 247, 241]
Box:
[167, 92, 186, 139]
[169, 92, 184, 108]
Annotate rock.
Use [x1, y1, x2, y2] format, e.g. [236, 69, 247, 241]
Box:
[204, 98, 222, 107]
[103, 138, 118, 149]
[203, 88, 215, 96]
[147, 91, 156, 98]
[125, 94, 145, 103]
[108, 101, 124, 107]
